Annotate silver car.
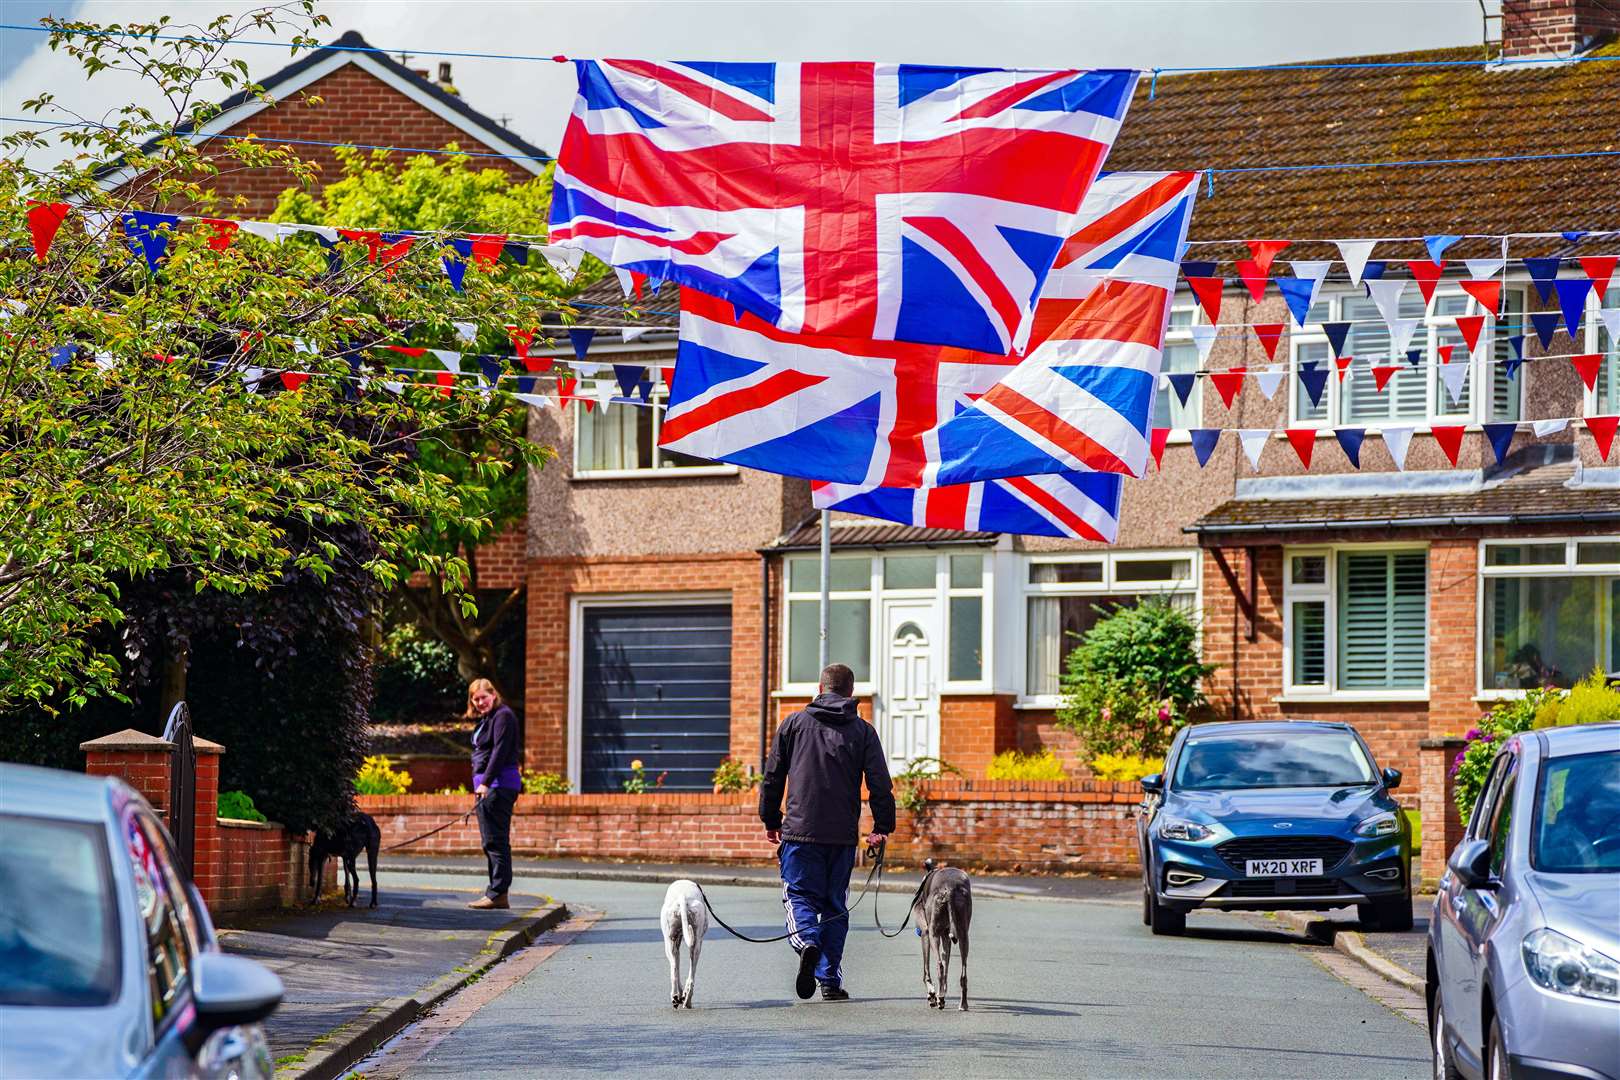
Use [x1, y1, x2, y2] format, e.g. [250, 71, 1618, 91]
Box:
[1427, 723, 1620, 1080]
[0, 763, 283, 1079]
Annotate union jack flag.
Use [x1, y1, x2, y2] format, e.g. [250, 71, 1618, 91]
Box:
[550, 60, 1139, 354]
[659, 172, 1200, 497]
[812, 471, 1123, 542]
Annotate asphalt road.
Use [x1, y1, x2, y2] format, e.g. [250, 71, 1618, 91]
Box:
[364, 869, 1428, 1079]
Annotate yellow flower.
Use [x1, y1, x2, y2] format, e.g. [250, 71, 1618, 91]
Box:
[630, 759, 643, 771]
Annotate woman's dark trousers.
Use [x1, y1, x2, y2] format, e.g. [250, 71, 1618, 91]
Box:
[476, 788, 518, 898]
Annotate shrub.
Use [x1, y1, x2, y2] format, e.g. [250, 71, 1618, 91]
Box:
[436, 784, 470, 795]
[522, 770, 571, 795]
[371, 621, 464, 726]
[1453, 688, 1558, 822]
[354, 755, 413, 796]
[711, 758, 760, 793]
[217, 790, 267, 823]
[1055, 600, 1216, 758]
[1088, 752, 1165, 782]
[893, 756, 962, 812]
[986, 748, 1068, 781]
[1538, 670, 1620, 727]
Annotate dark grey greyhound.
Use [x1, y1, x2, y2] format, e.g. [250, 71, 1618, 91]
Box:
[911, 860, 972, 1010]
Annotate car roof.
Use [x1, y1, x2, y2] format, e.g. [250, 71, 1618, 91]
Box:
[0, 763, 120, 824]
[1182, 721, 1354, 737]
[1538, 723, 1620, 758]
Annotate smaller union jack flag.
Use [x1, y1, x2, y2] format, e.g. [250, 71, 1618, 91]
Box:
[812, 471, 1122, 542]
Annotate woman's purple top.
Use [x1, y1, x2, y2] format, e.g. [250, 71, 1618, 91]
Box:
[471, 703, 522, 791]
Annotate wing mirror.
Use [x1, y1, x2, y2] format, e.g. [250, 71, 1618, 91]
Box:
[182, 953, 284, 1053]
[1381, 767, 1402, 790]
[1139, 773, 1163, 795]
[1447, 839, 1496, 890]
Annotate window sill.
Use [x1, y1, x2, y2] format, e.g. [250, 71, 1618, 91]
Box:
[1273, 691, 1430, 705]
[1013, 698, 1063, 711]
[571, 465, 740, 481]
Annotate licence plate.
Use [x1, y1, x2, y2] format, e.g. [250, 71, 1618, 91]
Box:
[1246, 858, 1322, 877]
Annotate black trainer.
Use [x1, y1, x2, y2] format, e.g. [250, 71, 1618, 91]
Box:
[795, 945, 821, 1000]
[820, 985, 850, 1001]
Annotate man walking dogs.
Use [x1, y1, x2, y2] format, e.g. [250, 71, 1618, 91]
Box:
[467, 678, 521, 910]
[760, 663, 895, 1002]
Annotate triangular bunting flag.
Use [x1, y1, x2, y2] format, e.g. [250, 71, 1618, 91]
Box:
[1372, 364, 1400, 392]
[1563, 231, 1587, 244]
[1382, 425, 1414, 470]
[477, 355, 504, 385]
[574, 361, 603, 378]
[1334, 354, 1353, 383]
[1389, 318, 1421, 357]
[1555, 278, 1591, 337]
[453, 321, 478, 344]
[1578, 255, 1617, 296]
[1365, 278, 1408, 330]
[1440, 353, 1469, 404]
[1322, 321, 1351, 358]
[614, 268, 635, 297]
[1246, 239, 1289, 275]
[1360, 261, 1387, 281]
[1504, 357, 1522, 382]
[1252, 324, 1284, 360]
[614, 364, 641, 398]
[512, 392, 555, 409]
[636, 379, 655, 403]
[537, 244, 585, 281]
[434, 371, 456, 398]
[1432, 424, 1467, 467]
[1335, 239, 1376, 286]
[661, 366, 675, 387]
[1460, 279, 1502, 314]
[1483, 423, 1517, 465]
[430, 349, 461, 374]
[1602, 309, 1620, 341]
[1150, 427, 1170, 471]
[1190, 323, 1218, 363]
[1529, 311, 1562, 349]
[1190, 429, 1221, 467]
[1424, 234, 1461, 262]
[569, 328, 595, 361]
[1298, 361, 1329, 407]
[594, 380, 616, 408]
[1211, 367, 1247, 408]
[1238, 429, 1269, 471]
[1276, 275, 1319, 329]
[1167, 373, 1197, 406]
[1438, 344, 1456, 365]
[1508, 334, 1526, 361]
[1290, 259, 1333, 284]
[1532, 418, 1569, 439]
[628, 271, 648, 299]
[280, 372, 310, 392]
[1254, 364, 1286, 400]
[1285, 428, 1315, 469]
[522, 355, 554, 374]
[1586, 416, 1618, 461]
[1335, 427, 1366, 469]
[1571, 353, 1603, 392]
[1464, 258, 1505, 280]
[1234, 259, 1268, 303]
[25, 201, 71, 262]
[48, 344, 76, 369]
[1454, 314, 1486, 353]
[1186, 277, 1224, 324]
[513, 374, 536, 395]
[237, 220, 281, 244]
[1407, 259, 1446, 305]
[1523, 257, 1561, 303]
[622, 327, 651, 344]
[556, 375, 577, 400]
[1180, 260, 1217, 279]
[122, 210, 179, 272]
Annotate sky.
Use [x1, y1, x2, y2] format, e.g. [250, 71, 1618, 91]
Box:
[1, 0, 1502, 165]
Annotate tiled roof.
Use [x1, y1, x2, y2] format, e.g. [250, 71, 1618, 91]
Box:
[1189, 452, 1620, 534]
[770, 518, 998, 551]
[1104, 41, 1620, 263]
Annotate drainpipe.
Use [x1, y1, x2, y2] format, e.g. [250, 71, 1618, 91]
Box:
[759, 552, 771, 773]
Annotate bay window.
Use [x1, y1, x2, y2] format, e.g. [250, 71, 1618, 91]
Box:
[1284, 547, 1429, 696]
[1481, 539, 1620, 692]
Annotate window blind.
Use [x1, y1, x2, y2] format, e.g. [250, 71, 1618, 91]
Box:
[1337, 551, 1427, 688]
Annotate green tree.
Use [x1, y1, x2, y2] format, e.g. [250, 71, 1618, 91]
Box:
[0, 5, 564, 711]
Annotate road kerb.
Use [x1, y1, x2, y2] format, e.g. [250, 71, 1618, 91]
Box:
[284, 902, 569, 1080]
[1270, 909, 1425, 995]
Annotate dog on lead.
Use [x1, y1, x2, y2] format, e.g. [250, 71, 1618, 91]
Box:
[912, 860, 972, 1011]
[660, 879, 709, 1008]
[309, 812, 381, 908]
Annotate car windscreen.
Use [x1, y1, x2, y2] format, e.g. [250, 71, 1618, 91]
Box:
[0, 813, 122, 1007]
[1532, 749, 1620, 874]
[1172, 731, 1377, 790]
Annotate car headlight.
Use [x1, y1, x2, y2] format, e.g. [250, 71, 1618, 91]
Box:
[1158, 818, 1213, 841]
[1355, 812, 1400, 838]
[1522, 929, 1620, 1003]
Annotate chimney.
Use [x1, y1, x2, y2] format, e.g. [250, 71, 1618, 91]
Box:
[1500, 0, 1620, 59]
[438, 61, 453, 85]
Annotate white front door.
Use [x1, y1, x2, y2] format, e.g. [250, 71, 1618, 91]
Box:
[876, 600, 939, 771]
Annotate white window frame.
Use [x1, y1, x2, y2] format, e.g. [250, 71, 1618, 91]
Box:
[1016, 549, 1202, 707]
[1157, 296, 1203, 441]
[1280, 542, 1431, 703]
[1587, 285, 1620, 417]
[566, 591, 732, 793]
[1475, 536, 1620, 698]
[570, 388, 739, 479]
[1287, 284, 1526, 432]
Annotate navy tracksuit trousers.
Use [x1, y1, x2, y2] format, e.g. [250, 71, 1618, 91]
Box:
[779, 840, 857, 987]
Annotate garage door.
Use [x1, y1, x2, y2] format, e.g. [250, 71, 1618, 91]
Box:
[581, 603, 732, 793]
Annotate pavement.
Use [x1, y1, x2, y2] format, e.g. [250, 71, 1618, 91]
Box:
[1264, 895, 1433, 992]
[354, 866, 1430, 1079]
[215, 883, 567, 1080]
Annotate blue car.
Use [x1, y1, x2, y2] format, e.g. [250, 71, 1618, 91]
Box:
[1137, 721, 1414, 936]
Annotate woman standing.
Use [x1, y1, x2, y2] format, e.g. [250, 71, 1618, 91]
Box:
[466, 678, 521, 909]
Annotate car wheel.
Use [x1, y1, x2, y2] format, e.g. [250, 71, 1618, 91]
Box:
[1148, 892, 1186, 936]
[1486, 1015, 1509, 1080]
[1428, 993, 1463, 1080]
[1359, 893, 1414, 932]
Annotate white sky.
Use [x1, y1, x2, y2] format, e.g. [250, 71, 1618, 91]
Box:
[2, 0, 1501, 166]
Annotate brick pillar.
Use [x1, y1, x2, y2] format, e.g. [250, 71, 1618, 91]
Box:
[191, 738, 225, 905]
[82, 729, 174, 815]
[1418, 737, 1467, 888]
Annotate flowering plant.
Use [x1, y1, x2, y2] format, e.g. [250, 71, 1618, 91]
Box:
[622, 759, 667, 794]
[1452, 689, 1557, 822]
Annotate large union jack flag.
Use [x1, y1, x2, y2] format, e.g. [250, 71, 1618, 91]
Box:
[812, 471, 1123, 542]
[660, 172, 1199, 503]
[550, 60, 1139, 354]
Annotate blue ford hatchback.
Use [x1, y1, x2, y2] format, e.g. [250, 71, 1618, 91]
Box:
[1137, 721, 1413, 935]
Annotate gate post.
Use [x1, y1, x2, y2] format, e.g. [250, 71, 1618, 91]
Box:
[190, 736, 225, 903]
[83, 729, 175, 815]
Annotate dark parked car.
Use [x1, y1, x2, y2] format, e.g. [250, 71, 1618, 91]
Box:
[1137, 720, 1413, 935]
[0, 764, 284, 1079]
[1428, 723, 1620, 1080]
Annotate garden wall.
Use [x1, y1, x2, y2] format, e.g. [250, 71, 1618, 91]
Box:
[359, 778, 1143, 874]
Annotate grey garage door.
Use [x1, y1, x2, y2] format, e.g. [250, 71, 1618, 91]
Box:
[581, 604, 732, 793]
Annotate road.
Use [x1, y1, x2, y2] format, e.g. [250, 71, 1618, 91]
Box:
[360, 869, 1428, 1079]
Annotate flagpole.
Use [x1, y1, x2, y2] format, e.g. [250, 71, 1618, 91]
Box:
[818, 509, 830, 673]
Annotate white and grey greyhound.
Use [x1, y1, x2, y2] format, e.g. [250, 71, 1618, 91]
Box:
[912, 862, 973, 1011]
[660, 879, 709, 1008]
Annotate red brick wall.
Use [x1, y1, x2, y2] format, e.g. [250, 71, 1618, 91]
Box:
[360, 779, 1143, 873]
[1502, 0, 1620, 57]
[212, 822, 311, 914]
[523, 553, 766, 778]
[85, 749, 172, 812]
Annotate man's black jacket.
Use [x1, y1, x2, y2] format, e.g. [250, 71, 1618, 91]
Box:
[759, 693, 896, 845]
